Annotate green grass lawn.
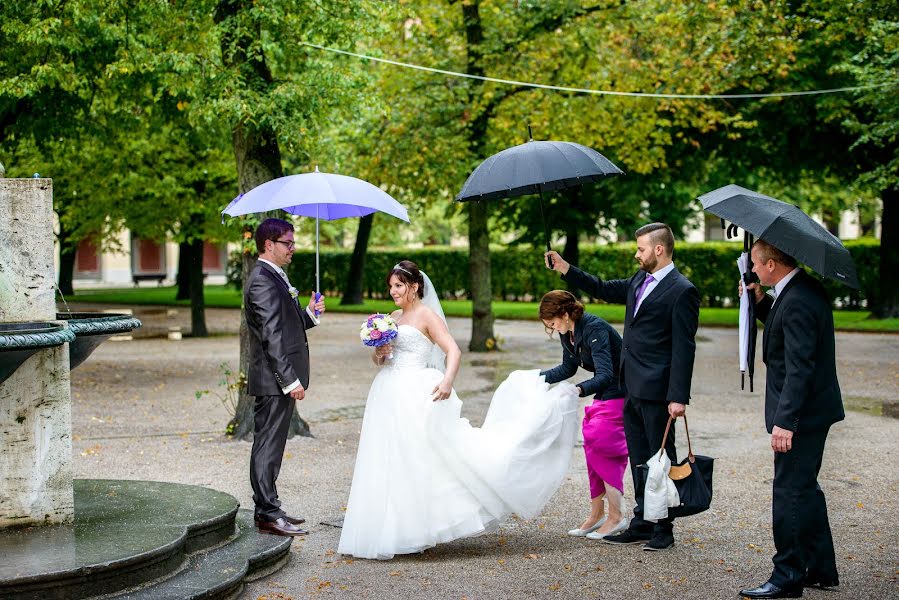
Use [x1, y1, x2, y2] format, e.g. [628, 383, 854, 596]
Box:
[67, 285, 899, 332]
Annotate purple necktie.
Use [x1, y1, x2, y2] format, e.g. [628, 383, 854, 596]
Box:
[635, 274, 655, 306]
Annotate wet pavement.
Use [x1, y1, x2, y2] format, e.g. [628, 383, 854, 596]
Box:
[68, 307, 899, 599]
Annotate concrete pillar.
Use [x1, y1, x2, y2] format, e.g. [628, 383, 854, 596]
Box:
[0, 179, 74, 526]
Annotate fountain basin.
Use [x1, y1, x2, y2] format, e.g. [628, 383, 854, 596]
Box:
[0, 322, 76, 385]
[56, 313, 142, 369]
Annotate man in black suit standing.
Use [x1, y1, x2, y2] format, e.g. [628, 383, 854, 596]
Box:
[245, 218, 326, 537]
[739, 239, 843, 599]
[545, 222, 699, 551]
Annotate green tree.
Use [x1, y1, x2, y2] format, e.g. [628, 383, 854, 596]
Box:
[326, 0, 798, 349]
[841, 10, 899, 317]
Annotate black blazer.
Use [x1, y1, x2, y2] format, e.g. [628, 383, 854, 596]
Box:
[563, 265, 700, 404]
[244, 261, 317, 396]
[540, 312, 626, 399]
[755, 270, 844, 433]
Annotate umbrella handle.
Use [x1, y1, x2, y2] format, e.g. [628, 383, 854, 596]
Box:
[314, 292, 322, 317]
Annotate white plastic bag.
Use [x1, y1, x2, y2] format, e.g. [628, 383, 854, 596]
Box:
[643, 448, 680, 522]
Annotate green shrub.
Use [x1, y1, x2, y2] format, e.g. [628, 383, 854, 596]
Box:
[225, 239, 879, 309]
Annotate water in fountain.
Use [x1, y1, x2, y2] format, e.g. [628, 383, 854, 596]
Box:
[55, 286, 73, 315]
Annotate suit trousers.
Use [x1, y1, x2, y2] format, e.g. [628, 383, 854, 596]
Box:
[623, 396, 676, 534]
[250, 393, 295, 521]
[770, 426, 837, 587]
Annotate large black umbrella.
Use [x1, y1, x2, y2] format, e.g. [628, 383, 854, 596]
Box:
[455, 137, 624, 255]
[699, 184, 860, 289]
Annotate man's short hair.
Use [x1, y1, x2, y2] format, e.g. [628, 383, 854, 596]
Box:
[255, 218, 294, 253]
[635, 222, 675, 256]
[752, 239, 798, 269]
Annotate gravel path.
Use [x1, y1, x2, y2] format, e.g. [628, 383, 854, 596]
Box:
[69, 307, 899, 600]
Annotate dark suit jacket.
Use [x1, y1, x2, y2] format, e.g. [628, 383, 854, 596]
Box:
[755, 270, 844, 433]
[563, 265, 700, 404]
[540, 312, 625, 399]
[244, 261, 317, 396]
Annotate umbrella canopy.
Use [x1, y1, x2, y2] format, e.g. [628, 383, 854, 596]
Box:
[223, 168, 410, 294]
[698, 184, 860, 289]
[455, 139, 623, 260]
[455, 140, 624, 202]
[223, 168, 409, 222]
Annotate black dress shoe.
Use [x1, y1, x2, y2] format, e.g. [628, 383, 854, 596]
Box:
[600, 527, 653, 545]
[803, 573, 838, 588]
[257, 517, 309, 537]
[642, 531, 674, 551]
[739, 581, 802, 598]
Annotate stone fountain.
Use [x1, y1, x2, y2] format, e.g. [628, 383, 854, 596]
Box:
[0, 179, 291, 599]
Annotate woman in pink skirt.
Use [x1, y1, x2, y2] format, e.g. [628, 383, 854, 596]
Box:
[539, 290, 629, 539]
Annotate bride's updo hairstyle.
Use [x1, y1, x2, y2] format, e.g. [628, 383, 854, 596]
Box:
[539, 290, 585, 323]
[387, 260, 425, 300]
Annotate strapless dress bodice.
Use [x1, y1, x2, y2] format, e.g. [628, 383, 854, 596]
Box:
[387, 324, 434, 370]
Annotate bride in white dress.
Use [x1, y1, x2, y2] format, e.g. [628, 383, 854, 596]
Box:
[337, 260, 580, 560]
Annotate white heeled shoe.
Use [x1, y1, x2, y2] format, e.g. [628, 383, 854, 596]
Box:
[585, 518, 629, 540]
[567, 516, 607, 537]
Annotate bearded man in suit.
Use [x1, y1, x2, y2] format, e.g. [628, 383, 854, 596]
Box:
[545, 222, 700, 552]
[738, 239, 843, 599]
[245, 218, 326, 537]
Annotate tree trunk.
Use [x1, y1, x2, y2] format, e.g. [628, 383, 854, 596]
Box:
[822, 208, 840, 236]
[56, 219, 76, 298]
[461, 0, 496, 352]
[872, 186, 898, 318]
[216, 0, 311, 440]
[468, 200, 495, 351]
[176, 241, 191, 301]
[187, 235, 208, 338]
[341, 213, 373, 305]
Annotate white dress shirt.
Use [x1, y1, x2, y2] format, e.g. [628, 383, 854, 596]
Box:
[771, 267, 801, 306]
[634, 261, 676, 315]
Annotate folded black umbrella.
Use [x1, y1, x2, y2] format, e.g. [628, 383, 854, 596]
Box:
[455, 138, 623, 254]
[699, 184, 860, 289]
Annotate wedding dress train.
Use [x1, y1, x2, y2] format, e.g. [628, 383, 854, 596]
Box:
[337, 324, 580, 560]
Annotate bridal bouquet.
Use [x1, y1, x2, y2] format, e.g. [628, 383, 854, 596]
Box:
[359, 313, 398, 348]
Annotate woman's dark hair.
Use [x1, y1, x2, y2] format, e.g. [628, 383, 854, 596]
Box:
[386, 260, 425, 299]
[539, 290, 585, 322]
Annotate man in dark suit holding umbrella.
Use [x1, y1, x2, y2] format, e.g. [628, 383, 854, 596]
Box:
[738, 239, 843, 599]
[545, 222, 700, 551]
[245, 218, 326, 537]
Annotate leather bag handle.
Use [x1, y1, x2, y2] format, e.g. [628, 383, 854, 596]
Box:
[655, 415, 696, 464]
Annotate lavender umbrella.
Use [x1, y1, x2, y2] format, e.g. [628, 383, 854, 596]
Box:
[223, 167, 410, 296]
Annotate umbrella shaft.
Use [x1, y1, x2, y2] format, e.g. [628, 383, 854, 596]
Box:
[537, 187, 551, 252]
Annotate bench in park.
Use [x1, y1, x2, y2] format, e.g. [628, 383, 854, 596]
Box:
[132, 273, 166, 286]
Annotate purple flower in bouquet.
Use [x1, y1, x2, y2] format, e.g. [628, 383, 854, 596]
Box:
[360, 313, 398, 348]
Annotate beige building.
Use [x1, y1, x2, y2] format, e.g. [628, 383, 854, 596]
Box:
[66, 229, 231, 288]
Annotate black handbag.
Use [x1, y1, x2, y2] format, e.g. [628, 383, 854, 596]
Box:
[636, 416, 714, 518]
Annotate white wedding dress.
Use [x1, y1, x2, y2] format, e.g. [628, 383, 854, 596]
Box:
[338, 324, 580, 560]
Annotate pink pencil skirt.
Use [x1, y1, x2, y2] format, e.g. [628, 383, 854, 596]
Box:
[582, 397, 628, 498]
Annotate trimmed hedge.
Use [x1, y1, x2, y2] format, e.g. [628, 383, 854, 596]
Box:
[229, 239, 879, 309]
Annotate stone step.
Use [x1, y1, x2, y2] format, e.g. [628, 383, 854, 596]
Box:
[0, 479, 243, 600]
[106, 510, 292, 600]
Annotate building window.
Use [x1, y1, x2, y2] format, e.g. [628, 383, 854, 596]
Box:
[74, 238, 101, 279]
[131, 236, 167, 285]
[202, 242, 226, 275]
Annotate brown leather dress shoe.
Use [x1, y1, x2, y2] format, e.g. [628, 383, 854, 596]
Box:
[282, 514, 306, 525]
[256, 517, 309, 537]
[255, 514, 306, 527]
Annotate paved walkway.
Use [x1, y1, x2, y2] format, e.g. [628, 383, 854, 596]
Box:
[69, 307, 899, 599]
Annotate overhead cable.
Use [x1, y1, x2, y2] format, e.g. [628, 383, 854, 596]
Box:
[301, 42, 897, 100]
